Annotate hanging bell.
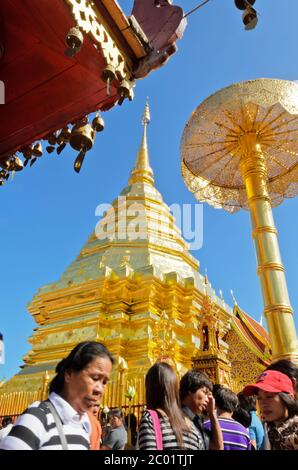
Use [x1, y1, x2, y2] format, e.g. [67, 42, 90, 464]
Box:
[0, 156, 12, 170]
[56, 126, 71, 154]
[19, 145, 32, 166]
[102, 64, 116, 96]
[69, 123, 95, 151]
[92, 112, 105, 132]
[46, 132, 57, 146]
[32, 142, 43, 157]
[65, 26, 83, 57]
[0, 178, 4, 186]
[10, 155, 24, 171]
[73, 149, 86, 173]
[234, 0, 255, 10]
[0, 169, 6, 178]
[60, 126, 71, 143]
[21, 145, 33, 160]
[118, 80, 134, 105]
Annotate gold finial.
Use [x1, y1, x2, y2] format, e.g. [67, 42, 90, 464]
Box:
[142, 97, 151, 127]
[204, 268, 209, 285]
[129, 98, 154, 185]
[230, 289, 238, 306]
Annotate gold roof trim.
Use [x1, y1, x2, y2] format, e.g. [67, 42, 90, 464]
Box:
[99, 0, 148, 59]
[234, 305, 269, 346]
[232, 318, 271, 364]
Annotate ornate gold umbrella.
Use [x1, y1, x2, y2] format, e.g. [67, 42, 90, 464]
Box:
[181, 78, 298, 362]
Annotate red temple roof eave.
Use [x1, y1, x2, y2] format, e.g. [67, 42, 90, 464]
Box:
[232, 317, 271, 365]
[234, 306, 270, 345]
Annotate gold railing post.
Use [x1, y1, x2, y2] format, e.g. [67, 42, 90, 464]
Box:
[41, 371, 50, 400]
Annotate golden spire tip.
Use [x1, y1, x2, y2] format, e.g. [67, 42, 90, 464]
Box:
[230, 289, 238, 306]
[142, 97, 151, 127]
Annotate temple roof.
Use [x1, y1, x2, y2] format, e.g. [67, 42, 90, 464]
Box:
[0, 0, 187, 182]
[232, 303, 271, 364]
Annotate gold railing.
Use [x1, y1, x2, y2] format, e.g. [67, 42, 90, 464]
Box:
[0, 375, 145, 420]
[102, 376, 145, 409]
[106, 404, 145, 425]
[0, 389, 42, 418]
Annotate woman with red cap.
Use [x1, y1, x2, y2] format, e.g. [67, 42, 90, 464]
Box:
[243, 370, 298, 450]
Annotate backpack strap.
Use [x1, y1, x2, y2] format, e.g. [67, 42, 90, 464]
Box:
[148, 409, 163, 450]
[41, 400, 69, 450]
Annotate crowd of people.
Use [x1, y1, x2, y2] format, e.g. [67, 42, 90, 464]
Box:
[0, 341, 297, 451]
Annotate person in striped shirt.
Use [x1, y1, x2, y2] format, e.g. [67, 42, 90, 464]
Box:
[0, 341, 113, 450]
[204, 385, 251, 451]
[138, 362, 205, 450]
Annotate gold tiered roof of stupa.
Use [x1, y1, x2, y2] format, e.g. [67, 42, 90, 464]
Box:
[36, 99, 202, 296]
[0, 102, 271, 418]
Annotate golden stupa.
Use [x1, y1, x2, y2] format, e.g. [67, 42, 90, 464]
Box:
[0, 102, 272, 420]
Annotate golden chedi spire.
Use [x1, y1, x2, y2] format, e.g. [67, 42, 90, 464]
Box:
[129, 98, 154, 186]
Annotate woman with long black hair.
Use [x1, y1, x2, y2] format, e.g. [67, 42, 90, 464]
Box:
[138, 362, 205, 450]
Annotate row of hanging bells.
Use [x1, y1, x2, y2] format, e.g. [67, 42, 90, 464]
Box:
[44, 111, 105, 173]
[0, 111, 105, 186]
[2, 23, 131, 185]
[101, 64, 135, 104]
[0, 154, 24, 185]
[64, 27, 134, 105]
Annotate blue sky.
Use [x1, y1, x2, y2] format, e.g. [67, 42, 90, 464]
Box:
[1, 0, 298, 380]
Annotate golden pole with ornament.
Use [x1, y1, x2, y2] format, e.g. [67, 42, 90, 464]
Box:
[181, 78, 298, 363]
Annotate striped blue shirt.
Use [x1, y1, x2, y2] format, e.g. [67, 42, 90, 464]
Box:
[204, 417, 251, 450]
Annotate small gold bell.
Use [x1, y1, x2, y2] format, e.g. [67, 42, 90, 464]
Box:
[102, 64, 116, 96]
[0, 157, 11, 170]
[19, 146, 33, 166]
[10, 155, 24, 171]
[55, 126, 71, 154]
[32, 142, 43, 157]
[60, 126, 71, 143]
[46, 132, 57, 146]
[69, 123, 95, 151]
[65, 26, 83, 57]
[0, 169, 6, 178]
[92, 113, 105, 132]
[118, 80, 134, 105]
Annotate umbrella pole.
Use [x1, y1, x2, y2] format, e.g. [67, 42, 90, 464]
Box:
[239, 133, 298, 363]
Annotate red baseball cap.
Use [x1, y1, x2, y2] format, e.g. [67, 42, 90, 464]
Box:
[243, 370, 294, 396]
